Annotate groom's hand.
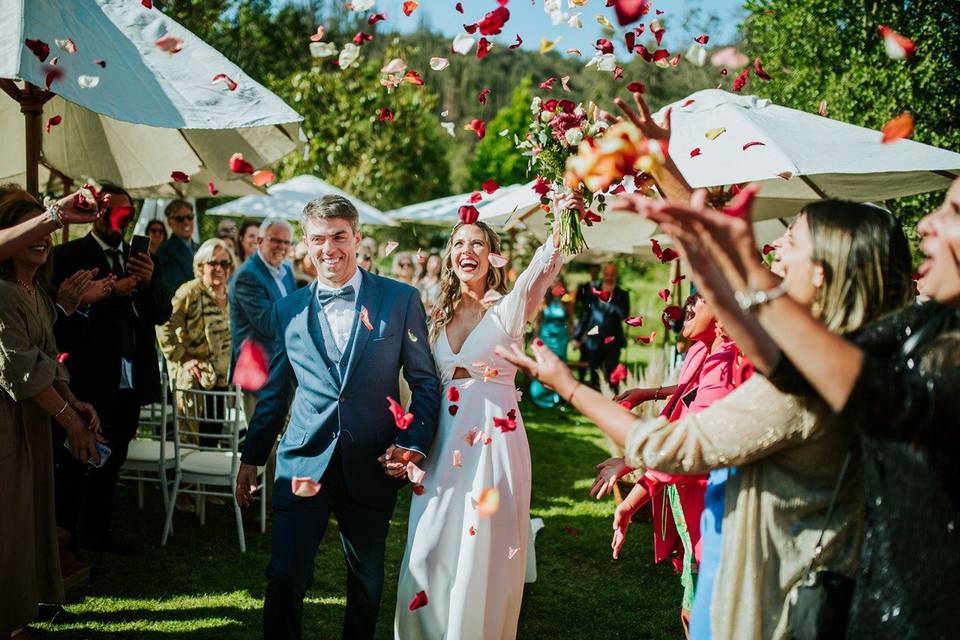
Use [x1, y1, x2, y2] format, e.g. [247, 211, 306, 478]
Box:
[378, 445, 424, 479]
[235, 463, 259, 507]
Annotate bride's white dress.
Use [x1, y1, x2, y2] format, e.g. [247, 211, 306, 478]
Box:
[394, 241, 562, 640]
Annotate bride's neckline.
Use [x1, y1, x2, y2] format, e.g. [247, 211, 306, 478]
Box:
[443, 311, 489, 356]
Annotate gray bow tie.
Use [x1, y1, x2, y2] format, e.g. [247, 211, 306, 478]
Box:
[316, 284, 355, 306]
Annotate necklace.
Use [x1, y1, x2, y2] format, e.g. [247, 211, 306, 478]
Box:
[16, 277, 35, 295]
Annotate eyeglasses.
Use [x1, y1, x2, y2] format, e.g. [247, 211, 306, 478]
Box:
[205, 260, 232, 270]
[398, 262, 413, 268]
[171, 214, 194, 222]
[268, 237, 292, 247]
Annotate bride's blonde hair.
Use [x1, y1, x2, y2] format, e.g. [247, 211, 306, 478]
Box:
[429, 221, 508, 343]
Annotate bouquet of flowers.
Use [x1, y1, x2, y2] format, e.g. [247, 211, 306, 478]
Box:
[516, 97, 611, 255]
[564, 120, 667, 197]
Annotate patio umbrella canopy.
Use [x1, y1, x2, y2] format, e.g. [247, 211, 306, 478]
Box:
[205, 175, 399, 227]
[386, 186, 526, 226]
[654, 89, 960, 220]
[0, 0, 303, 195]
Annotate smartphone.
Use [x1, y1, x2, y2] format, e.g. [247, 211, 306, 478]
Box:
[64, 439, 112, 468]
[129, 234, 150, 258]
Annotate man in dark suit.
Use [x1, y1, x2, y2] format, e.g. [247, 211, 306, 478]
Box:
[52, 184, 171, 553]
[572, 262, 630, 393]
[236, 195, 440, 640]
[154, 199, 197, 300]
[227, 217, 296, 420]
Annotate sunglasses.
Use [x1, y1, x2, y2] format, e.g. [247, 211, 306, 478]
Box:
[268, 236, 292, 246]
[171, 214, 195, 222]
[205, 260, 232, 270]
[398, 262, 413, 268]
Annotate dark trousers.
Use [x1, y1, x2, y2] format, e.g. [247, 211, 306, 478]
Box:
[581, 344, 624, 394]
[53, 389, 140, 545]
[263, 452, 397, 640]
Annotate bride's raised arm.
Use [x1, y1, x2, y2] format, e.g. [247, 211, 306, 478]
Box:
[495, 223, 563, 339]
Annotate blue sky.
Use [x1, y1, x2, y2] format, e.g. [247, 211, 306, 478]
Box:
[386, 0, 747, 57]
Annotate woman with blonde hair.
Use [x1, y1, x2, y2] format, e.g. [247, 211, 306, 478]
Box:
[158, 238, 235, 511]
[500, 200, 914, 640]
[394, 214, 564, 640]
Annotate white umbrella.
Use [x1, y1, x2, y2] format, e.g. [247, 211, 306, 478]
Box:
[0, 0, 302, 195]
[206, 175, 398, 227]
[653, 89, 960, 220]
[386, 185, 526, 226]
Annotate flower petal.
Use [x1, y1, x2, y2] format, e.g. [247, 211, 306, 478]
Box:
[291, 477, 322, 497]
[881, 112, 913, 144]
[232, 339, 269, 391]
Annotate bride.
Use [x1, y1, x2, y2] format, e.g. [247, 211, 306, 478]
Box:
[393, 214, 562, 639]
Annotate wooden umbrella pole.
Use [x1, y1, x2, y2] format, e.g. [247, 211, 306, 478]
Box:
[18, 82, 54, 200]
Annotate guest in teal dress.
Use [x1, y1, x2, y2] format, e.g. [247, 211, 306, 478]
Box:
[530, 276, 573, 408]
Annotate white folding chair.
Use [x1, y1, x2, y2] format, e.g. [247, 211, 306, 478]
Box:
[119, 366, 174, 514]
[161, 385, 266, 553]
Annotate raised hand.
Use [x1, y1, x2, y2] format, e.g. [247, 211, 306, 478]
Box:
[58, 187, 109, 224]
[614, 89, 671, 143]
[495, 340, 576, 392]
[590, 456, 633, 499]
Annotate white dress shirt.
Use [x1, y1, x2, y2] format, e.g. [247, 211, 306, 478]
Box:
[259, 251, 289, 297]
[316, 267, 363, 352]
[90, 231, 134, 389]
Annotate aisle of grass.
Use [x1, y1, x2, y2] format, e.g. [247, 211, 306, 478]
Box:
[37, 402, 681, 639]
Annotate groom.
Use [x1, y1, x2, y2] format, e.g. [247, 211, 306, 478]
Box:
[236, 195, 440, 639]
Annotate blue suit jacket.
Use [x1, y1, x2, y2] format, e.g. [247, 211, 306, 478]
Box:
[241, 269, 441, 502]
[155, 235, 196, 300]
[228, 252, 296, 370]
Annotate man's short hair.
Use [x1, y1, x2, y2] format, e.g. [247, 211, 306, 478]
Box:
[100, 183, 134, 206]
[301, 195, 359, 232]
[164, 198, 192, 218]
[258, 216, 292, 239]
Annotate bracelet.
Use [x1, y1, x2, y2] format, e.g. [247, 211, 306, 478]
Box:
[654, 385, 662, 400]
[565, 382, 582, 403]
[734, 281, 789, 313]
[46, 203, 65, 229]
[53, 400, 70, 418]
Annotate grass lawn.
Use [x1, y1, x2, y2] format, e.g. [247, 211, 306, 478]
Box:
[36, 401, 682, 639]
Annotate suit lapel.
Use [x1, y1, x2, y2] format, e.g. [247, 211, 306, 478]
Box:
[340, 270, 381, 390]
[83, 233, 113, 276]
[302, 283, 341, 388]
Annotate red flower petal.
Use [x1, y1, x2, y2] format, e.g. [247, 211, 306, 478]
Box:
[403, 70, 424, 85]
[449, 405, 459, 416]
[878, 25, 916, 60]
[626, 81, 646, 94]
[402, 1, 419, 17]
[476, 37, 491, 59]
[539, 76, 557, 90]
[455, 2, 464, 13]
[45, 115, 62, 134]
[232, 339, 269, 391]
[624, 31, 636, 53]
[481, 179, 500, 194]
[658, 288, 670, 302]
[635, 331, 657, 344]
[447, 386, 460, 402]
[604, 336, 615, 345]
[881, 112, 913, 143]
[762, 243, 776, 255]
[141, 0, 153, 7]
[753, 57, 771, 81]
[252, 170, 275, 187]
[660, 248, 679, 263]
[613, 65, 624, 80]
[492, 415, 517, 432]
[732, 67, 749, 92]
[155, 35, 183, 53]
[613, 0, 651, 26]
[170, 170, 190, 183]
[509, 35, 523, 50]
[352, 32, 374, 46]
[625, 315, 644, 327]
[478, 87, 491, 104]
[742, 141, 765, 150]
[595, 38, 614, 55]
[476, 6, 510, 36]
[592, 287, 612, 302]
[207, 181, 219, 196]
[360, 306, 374, 330]
[694, 34, 709, 45]
[310, 26, 326, 41]
[378, 107, 394, 121]
[689, 147, 702, 158]
[609, 363, 628, 385]
[291, 477, 322, 497]
[411, 483, 425, 495]
[368, 12, 387, 25]
[24, 38, 50, 62]
[229, 152, 255, 175]
[458, 205, 480, 224]
[551, 285, 567, 297]
[468, 191, 482, 204]
[212, 73, 238, 91]
[387, 396, 415, 430]
[662, 305, 683, 322]
[56, 352, 69, 363]
[722, 183, 759, 219]
[671, 274, 686, 285]
[94, 59, 106, 67]
[408, 590, 429, 611]
[532, 176, 551, 196]
[469, 118, 486, 138]
[43, 63, 64, 90]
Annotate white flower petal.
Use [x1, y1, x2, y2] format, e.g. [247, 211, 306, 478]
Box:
[452, 33, 475, 56]
[77, 74, 100, 89]
[429, 57, 450, 71]
[309, 41, 337, 58]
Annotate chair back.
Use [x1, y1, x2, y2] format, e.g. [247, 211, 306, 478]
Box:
[171, 385, 245, 481]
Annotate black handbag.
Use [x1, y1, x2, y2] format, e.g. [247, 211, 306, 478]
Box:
[786, 451, 855, 640]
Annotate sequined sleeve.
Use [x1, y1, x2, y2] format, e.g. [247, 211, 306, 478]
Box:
[624, 374, 816, 474]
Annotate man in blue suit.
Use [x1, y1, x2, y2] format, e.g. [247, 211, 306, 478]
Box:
[236, 195, 440, 640]
[227, 217, 296, 418]
[154, 199, 198, 300]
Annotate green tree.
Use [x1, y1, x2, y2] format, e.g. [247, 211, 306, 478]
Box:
[468, 78, 535, 189]
[742, 0, 960, 250]
[275, 44, 451, 211]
